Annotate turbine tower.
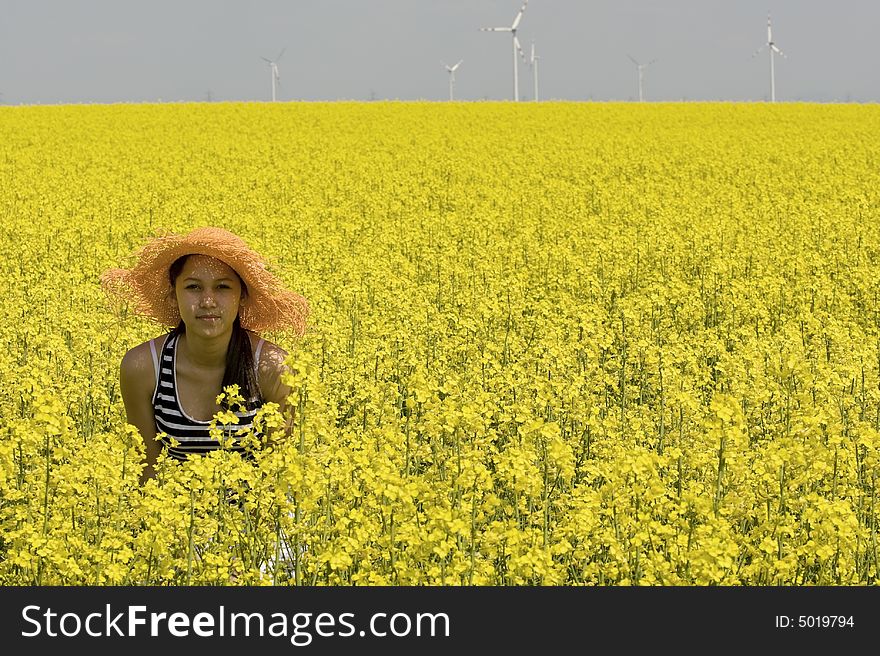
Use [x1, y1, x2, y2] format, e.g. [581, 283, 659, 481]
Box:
[443, 60, 463, 101]
[480, 0, 529, 101]
[627, 55, 657, 102]
[261, 49, 285, 101]
[753, 14, 786, 102]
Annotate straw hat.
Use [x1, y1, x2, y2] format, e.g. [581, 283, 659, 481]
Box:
[101, 227, 309, 335]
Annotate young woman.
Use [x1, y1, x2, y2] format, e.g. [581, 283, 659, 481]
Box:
[102, 227, 309, 484]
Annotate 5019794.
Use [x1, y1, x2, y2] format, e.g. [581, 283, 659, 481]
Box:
[776, 616, 854, 628]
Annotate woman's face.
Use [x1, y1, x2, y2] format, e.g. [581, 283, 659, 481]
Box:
[173, 255, 243, 337]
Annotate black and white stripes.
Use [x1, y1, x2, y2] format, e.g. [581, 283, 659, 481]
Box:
[150, 332, 264, 460]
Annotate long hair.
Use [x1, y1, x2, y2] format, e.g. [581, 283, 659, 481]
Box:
[169, 255, 261, 408]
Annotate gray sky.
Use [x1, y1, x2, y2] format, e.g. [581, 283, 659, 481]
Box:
[1, 0, 877, 104]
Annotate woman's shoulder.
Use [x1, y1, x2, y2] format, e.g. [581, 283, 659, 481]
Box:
[246, 332, 288, 367]
[121, 334, 168, 363]
[120, 335, 169, 392]
[246, 332, 290, 403]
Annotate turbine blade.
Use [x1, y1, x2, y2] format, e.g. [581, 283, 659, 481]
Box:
[511, 0, 529, 30]
[453, 60, 463, 71]
[277, 48, 286, 62]
[771, 44, 786, 58]
[514, 35, 527, 62]
[627, 54, 639, 66]
[752, 44, 766, 58]
[261, 56, 272, 63]
[481, 27, 511, 32]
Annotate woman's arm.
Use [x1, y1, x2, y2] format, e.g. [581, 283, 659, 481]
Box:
[120, 340, 161, 485]
[257, 342, 296, 446]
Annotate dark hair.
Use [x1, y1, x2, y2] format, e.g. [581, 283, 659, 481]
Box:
[169, 255, 261, 408]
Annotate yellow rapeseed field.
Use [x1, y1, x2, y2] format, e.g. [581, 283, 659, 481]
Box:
[1, 101, 879, 585]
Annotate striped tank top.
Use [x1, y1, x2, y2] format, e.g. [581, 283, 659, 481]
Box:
[150, 332, 265, 460]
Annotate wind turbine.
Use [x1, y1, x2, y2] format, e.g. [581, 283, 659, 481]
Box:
[753, 14, 786, 102]
[627, 55, 657, 102]
[442, 60, 463, 101]
[480, 0, 529, 101]
[261, 49, 285, 101]
[527, 40, 540, 101]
